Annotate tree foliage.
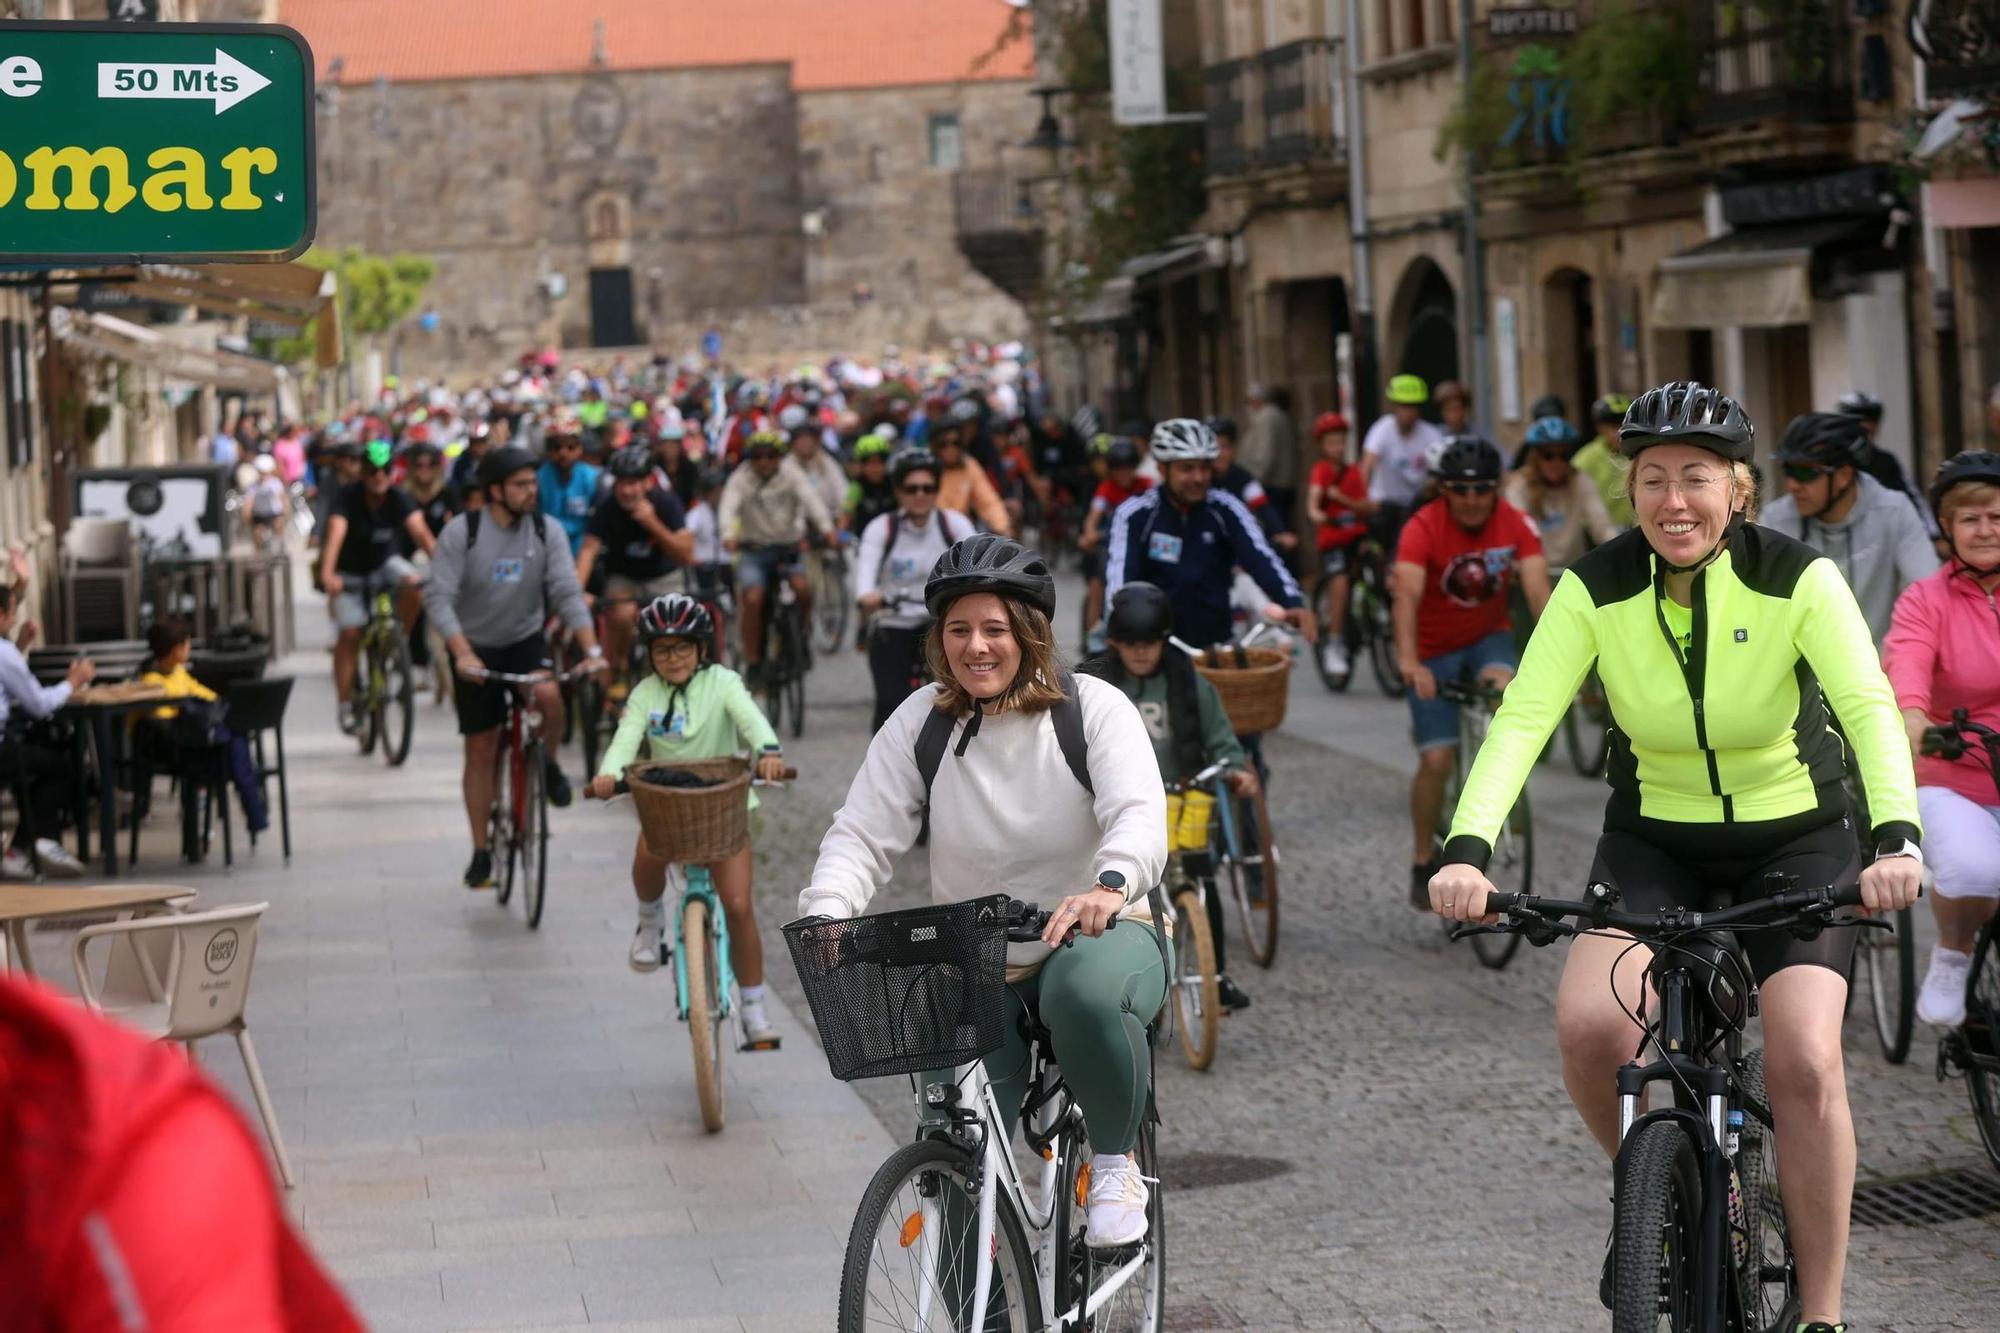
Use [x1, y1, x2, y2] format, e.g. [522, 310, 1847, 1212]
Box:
[273, 246, 436, 366]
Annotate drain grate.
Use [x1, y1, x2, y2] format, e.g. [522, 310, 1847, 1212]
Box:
[1850, 1166, 2000, 1227]
[1156, 1151, 1291, 1191]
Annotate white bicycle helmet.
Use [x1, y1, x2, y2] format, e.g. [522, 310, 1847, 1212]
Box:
[1149, 417, 1218, 463]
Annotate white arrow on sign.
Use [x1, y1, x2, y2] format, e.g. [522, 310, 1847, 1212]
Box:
[96, 49, 272, 115]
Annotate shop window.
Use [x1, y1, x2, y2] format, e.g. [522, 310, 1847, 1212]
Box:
[928, 114, 963, 171]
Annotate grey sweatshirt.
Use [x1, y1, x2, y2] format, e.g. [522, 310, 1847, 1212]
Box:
[1758, 473, 1939, 644]
[424, 509, 591, 648]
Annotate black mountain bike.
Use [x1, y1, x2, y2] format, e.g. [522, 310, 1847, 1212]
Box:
[1458, 878, 1877, 1332]
[1922, 710, 2000, 1172]
[1435, 677, 1532, 970]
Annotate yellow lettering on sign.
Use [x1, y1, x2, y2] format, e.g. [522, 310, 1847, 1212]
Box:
[218, 146, 276, 211]
[24, 146, 137, 213]
[141, 147, 213, 212]
[0, 151, 13, 209]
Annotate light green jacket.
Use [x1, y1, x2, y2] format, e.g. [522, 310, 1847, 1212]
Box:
[599, 666, 780, 807]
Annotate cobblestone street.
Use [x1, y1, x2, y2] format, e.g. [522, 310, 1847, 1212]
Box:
[97, 574, 2000, 1331]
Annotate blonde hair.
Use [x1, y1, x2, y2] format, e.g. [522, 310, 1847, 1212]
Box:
[925, 594, 1068, 717]
[1939, 479, 2000, 529]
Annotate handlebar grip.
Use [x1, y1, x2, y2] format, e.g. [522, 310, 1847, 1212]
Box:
[778, 766, 799, 781]
[1830, 883, 1867, 909]
[1483, 892, 1521, 915]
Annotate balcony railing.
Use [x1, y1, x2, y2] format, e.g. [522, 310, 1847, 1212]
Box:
[1204, 38, 1345, 178]
[1696, 3, 1854, 130]
[1912, 0, 2000, 98]
[951, 169, 1043, 306]
[1259, 37, 1345, 168]
[1204, 59, 1250, 177]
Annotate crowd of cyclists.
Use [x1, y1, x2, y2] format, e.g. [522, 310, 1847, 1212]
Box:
[264, 339, 2000, 1333]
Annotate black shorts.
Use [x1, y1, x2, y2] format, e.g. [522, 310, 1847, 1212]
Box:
[1080, 547, 1105, 581]
[1588, 815, 1860, 984]
[1318, 546, 1356, 579]
[453, 635, 550, 737]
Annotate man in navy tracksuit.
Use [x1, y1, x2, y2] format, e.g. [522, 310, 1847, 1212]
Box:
[1104, 419, 1316, 649]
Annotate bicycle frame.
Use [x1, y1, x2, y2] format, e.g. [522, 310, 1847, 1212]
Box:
[672, 865, 735, 1022]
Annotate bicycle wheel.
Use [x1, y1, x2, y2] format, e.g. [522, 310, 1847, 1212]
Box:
[1170, 887, 1220, 1071]
[1312, 578, 1352, 693]
[1054, 1121, 1163, 1333]
[1358, 573, 1402, 697]
[572, 672, 605, 779]
[1611, 1119, 1702, 1333]
[837, 1137, 1041, 1333]
[354, 644, 380, 756]
[785, 632, 807, 740]
[813, 556, 849, 654]
[379, 627, 416, 767]
[1565, 674, 1611, 777]
[1860, 906, 1916, 1064]
[1221, 786, 1279, 968]
[1472, 792, 1531, 970]
[490, 739, 518, 906]
[520, 740, 549, 929]
[1965, 923, 2000, 1172]
[1731, 1050, 1800, 1333]
[682, 896, 726, 1132]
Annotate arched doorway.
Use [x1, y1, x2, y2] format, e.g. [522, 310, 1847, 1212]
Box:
[1390, 259, 1459, 421]
[1541, 267, 1599, 422]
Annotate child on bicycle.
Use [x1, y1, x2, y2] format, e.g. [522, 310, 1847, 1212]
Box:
[1076, 436, 1151, 652]
[587, 593, 790, 1049]
[1081, 581, 1257, 1012]
[1305, 411, 1377, 681]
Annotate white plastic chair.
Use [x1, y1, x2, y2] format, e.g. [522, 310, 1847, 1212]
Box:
[69, 902, 294, 1189]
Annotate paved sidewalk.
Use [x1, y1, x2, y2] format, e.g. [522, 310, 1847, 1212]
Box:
[76, 595, 895, 1332]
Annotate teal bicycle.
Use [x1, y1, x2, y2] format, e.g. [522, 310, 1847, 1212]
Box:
[593, 762, 794, 1132]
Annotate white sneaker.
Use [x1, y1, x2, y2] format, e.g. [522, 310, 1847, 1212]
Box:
[739, 1002, 780, 1050]
[628, 918, 665, 973]
[0, 848, 33, 879]
[1084, 1153, 1149, 1248]
[1917, 946, 1973, 1027]
[33, 839, 85, 878]
[1320, 639, 1350, 676]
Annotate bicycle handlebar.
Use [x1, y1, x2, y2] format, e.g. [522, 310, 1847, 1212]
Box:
[467, 666, 596, 685]
[1436, 678, 1506, 708]
[1168, 761, 1231, 791]
[1001, 897, 1115, 947]
[1476, 880, 1869, 942]
[586, 766, 799, 799]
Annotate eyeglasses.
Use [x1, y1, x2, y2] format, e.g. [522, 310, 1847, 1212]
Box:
[1782, 463, 1834, 484]
[899, 484, 937, 495]
[654, 640, 700, 659]
[1441, 481, 1497, 496]
[1637, 474, 1724, 498]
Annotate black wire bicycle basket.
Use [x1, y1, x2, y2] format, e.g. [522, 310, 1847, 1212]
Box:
[783, 895, 1012, 1081]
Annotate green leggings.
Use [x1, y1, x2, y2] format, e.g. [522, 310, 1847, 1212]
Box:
[930, 923, 1168, 1155]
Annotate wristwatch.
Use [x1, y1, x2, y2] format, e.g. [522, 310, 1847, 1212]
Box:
[1095, 870, 1126, 896]
[1874, 837, 1923, 867]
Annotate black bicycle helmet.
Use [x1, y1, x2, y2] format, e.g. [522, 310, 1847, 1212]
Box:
[1430, 434, 1503, 482]
[1776, 412, 1868, 469]
[1928, 450, 2000, 515]
[1618, 381, 1755, 462]
[947, 397, 982, 425]
[1836, 390, 1885, 423]
[1529, 393, 1568, 422]
[1105, 438, 1141, 469]
[891, 447, 939, 487]
[924, 534, 1056, 620]
[1205, 416, 1238, 441]
[606, 444, 654, 480]
[477, 445, 537, 487]
[402, 437, 442, 462]
[638, 593, 713, 647]
[698, 466, 730, 493]
[1105, 581, 1174, 642]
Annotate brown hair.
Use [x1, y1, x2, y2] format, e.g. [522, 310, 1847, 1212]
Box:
[1938, 480, 2000, 530]
[924, 593, 1068, 717]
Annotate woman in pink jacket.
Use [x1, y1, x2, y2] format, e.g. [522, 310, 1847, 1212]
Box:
[1882, 451, 2000, 1025]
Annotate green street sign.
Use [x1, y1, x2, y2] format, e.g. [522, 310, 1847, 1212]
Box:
[0, 21, 314, 263]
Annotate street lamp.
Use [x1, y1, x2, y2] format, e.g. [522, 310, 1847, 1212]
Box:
[1021, 86, 1078, 163]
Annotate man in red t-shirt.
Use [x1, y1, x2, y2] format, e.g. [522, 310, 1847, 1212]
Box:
[1304, 411, 1378, 680]
[1077, 436, 1153, 648]
[1391, 434, 1551, 908]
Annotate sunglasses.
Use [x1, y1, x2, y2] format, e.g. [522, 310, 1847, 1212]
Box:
[1441, 481, 1497, 496]
[1782, 463, 1834, 484]
[899, 483, 937, 495]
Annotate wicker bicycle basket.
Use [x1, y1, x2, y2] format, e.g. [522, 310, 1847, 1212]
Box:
[1194, 645, 1292, 733]
[625, 756, 751, 862]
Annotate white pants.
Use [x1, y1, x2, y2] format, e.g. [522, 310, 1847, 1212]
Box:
[1917, 786, 2000, 900]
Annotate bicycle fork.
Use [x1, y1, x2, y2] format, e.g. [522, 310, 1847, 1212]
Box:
[672, 866, 735, 1022]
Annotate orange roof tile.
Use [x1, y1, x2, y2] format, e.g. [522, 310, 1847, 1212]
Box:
[279, 0, 1035, 91]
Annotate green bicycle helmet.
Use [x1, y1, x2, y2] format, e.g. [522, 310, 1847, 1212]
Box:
[363, 439, 394, 471]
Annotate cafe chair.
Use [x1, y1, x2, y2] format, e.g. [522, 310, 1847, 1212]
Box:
[221, 675, 293, 861]
[125, 717, 236, 870]
[68, 901, 295, 1189]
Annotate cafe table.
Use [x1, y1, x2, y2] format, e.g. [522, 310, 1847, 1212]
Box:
[62, 682, 171, 877]
[0, 883, 195, 977]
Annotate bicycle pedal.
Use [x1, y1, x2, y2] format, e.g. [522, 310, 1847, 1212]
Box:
[739, 1036, 782, 1053]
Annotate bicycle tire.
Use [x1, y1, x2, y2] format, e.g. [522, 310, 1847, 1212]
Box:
[355, 641, 380, 756]
[1611, 1119, 1702, 1333]
[786, 646, 806, 739]
[381, 627, 416, 767]
[1966, 922, 2000, 1172]
[1732, 1050, 1800, 1333]
[1051, 1121, 1163, 1333]
[1358, 572, 1402, 697]
[837, 1137, 1041, 1333]
[683, 897, 726, 1132]
[490, 739, 518, 907]
[1565, 678, 1611, 777]
[1171, 887, 1220, 1071]
[1222, 787, 1280, 968]
[813, 556, 849, 654]
[1472, 791, 1531, 970]
[573, 673, 606, 779]
[521, 740, 548, 929]
[1312, 579, 1353, 692]
[1861, 905, 1916, 1064]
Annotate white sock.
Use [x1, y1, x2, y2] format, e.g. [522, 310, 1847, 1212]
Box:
[739, 983, 766, 1005]
[637, 899, 665, 925]
[1932, 945, 1971, 966]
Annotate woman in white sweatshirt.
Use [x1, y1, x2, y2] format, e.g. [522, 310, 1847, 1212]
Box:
[799, 535, 1168, 1249]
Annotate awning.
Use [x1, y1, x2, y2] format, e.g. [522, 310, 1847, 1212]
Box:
[1119, 237, 1216, 289]
[53, 307, 289, 393]
[40, 259, 342, 369]
[1650, 218, 1882, 330]
[1055, 275, 1135, 330]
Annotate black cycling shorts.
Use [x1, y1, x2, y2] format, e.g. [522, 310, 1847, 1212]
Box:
[1080, 547, 1105, 581]
[1588, 815, 1860, 984]
[453, 635, 550, 737]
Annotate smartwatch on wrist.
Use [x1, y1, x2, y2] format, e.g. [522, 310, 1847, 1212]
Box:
[1874, 837, 1922, 867]
[585, 646, 605, 659]
[1095, 869, 1127, 897]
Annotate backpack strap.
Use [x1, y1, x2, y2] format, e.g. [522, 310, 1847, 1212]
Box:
[914, 702, 955, 799]
[1050, 672, 1093, 796]
[466, 508, 481, 546]
[875, 512, 901, 587]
